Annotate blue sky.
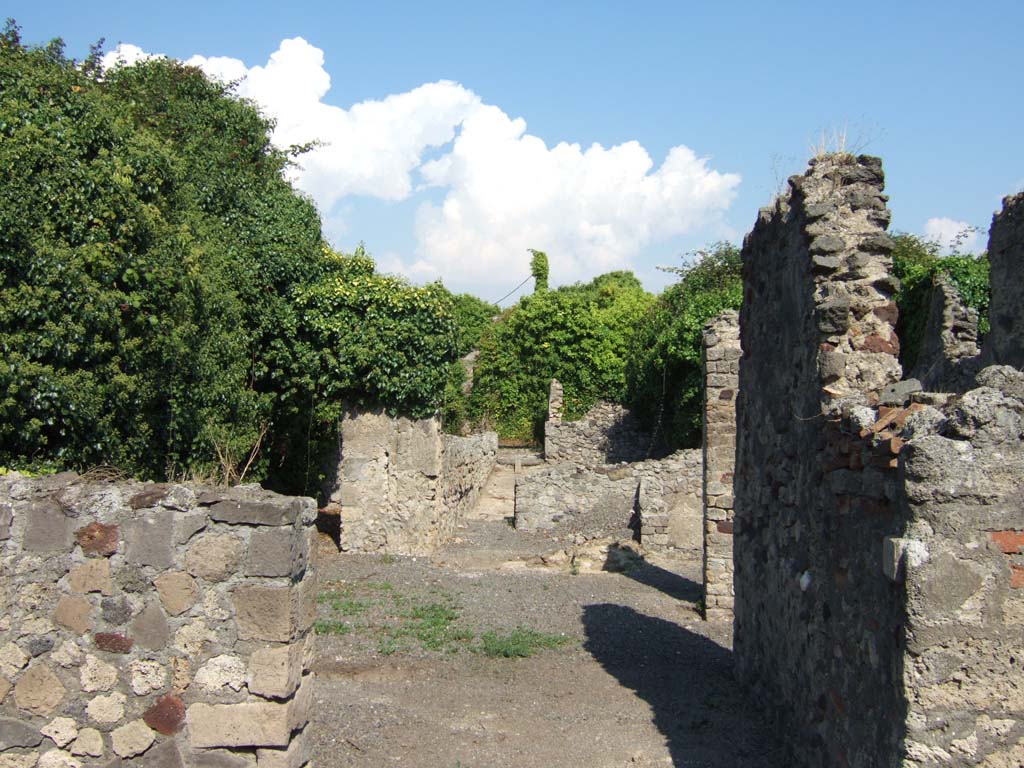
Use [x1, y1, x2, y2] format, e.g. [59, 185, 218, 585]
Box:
[8, 1, 1023, 303]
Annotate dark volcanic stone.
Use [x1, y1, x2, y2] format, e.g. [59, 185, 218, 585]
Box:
[94, 632, 134, 653]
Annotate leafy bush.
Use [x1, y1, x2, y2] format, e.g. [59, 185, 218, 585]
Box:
[295, 245, 459, 424]
[450, 292, 499, 358]
[890, 233, 989, 372]
[468, 271, 653, 442]
[625, 242, 742, 450]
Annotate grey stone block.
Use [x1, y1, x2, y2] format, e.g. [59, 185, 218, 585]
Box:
[0, 716, 45, 749]
[125, 509, 174, 568]
[0, 501, 11, 540]
[208, 498, 307, 527]
[130, 602, 170, 651]
[246, 528, 305, 578]
[22, 498, 74, 552]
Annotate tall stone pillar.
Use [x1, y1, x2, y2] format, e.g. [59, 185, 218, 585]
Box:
[701, 310, 740, 620]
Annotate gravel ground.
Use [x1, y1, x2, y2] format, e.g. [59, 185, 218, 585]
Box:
[307, 510, 786, 767]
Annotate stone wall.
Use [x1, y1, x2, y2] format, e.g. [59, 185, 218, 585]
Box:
[0, 475, 317, 768]
[897, 365, 1024, 766]
[701, 311, 740, 620]
[543, 386, 652, 467]
[323, 409, 496, 555]
[734, 154, 906, 765]
[911, 273, 980, 392]
[440, 431, 499, 542]
[983, 192, 1024, 369]
[733, 155, 1023, 766]
[514, 450, 702, 552]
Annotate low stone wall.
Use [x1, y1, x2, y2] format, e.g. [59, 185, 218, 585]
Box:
[440, 431, 499, 543]
[322, 409, 496, 555]
[544, 393, 652, 467]
[514, 450, 702, 552]
[0, 475, 316, 768]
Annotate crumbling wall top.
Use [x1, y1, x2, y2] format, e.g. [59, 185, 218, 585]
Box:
[983, 191, 1024, 369]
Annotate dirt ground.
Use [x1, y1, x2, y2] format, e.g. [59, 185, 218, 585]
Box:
[308, 460, 785, 768]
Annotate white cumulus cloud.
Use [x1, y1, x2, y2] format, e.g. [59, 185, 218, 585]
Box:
[924, 217, 979, 255]
[101, 39, 740, 295]
[415, 105, 740, 287]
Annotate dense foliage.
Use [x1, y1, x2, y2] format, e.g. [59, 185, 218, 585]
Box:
[0, 26, 459, 490]
[468, 271, 653, 442]
[625, 242, 743, 450]
[449, 293, 499, 358]
[296, 245, 459, 423]
[890, 233, 990, 372]
[438, 293, 498, 434]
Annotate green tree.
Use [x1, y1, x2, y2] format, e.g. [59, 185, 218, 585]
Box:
[469, 271, 653, 442]
[626, 241, 742, 450]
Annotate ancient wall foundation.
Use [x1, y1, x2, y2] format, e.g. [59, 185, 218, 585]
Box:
[0, 475, 317, 768]
[323, 409, 496, 555]
[701, 311, 739, 620]
[514, 450, 702, 552]
[543, 383, 652, 467]
[733, 155, 1023, 766]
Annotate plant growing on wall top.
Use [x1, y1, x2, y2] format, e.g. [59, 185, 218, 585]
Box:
[529, 249, 549, 293]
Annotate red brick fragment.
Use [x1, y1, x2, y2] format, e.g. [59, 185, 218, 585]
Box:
[872, 301, 899, 325]
[990, 530, 1024, 555]
[75, 522, 119, 557]
[862, 333, 897, 355]
[855, 499, 892, 516]
[887, 436, 904, 455]
[716, 521, 734, 535]
[144, 694, 186, 735]
[94, 632, 134, 653]
[829, 687, 846, 715]
[1010, 565, 1024, 589]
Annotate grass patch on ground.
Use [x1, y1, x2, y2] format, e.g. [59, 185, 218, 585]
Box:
[315, 580, 571, 658]
[314, 619, 354, 635]
[478, 627, 569, 658]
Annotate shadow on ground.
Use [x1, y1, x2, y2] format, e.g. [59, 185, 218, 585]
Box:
[605, 543, 702, 602]
[582, 603, 784, 767]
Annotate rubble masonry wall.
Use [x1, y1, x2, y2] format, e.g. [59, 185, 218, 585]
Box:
[543, 389, 652, 467]
[733, 155, 1023, 766]
[983, 192, 1024, 369]
[0, 475, 317, 768]
[733, 154, 907, 766]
